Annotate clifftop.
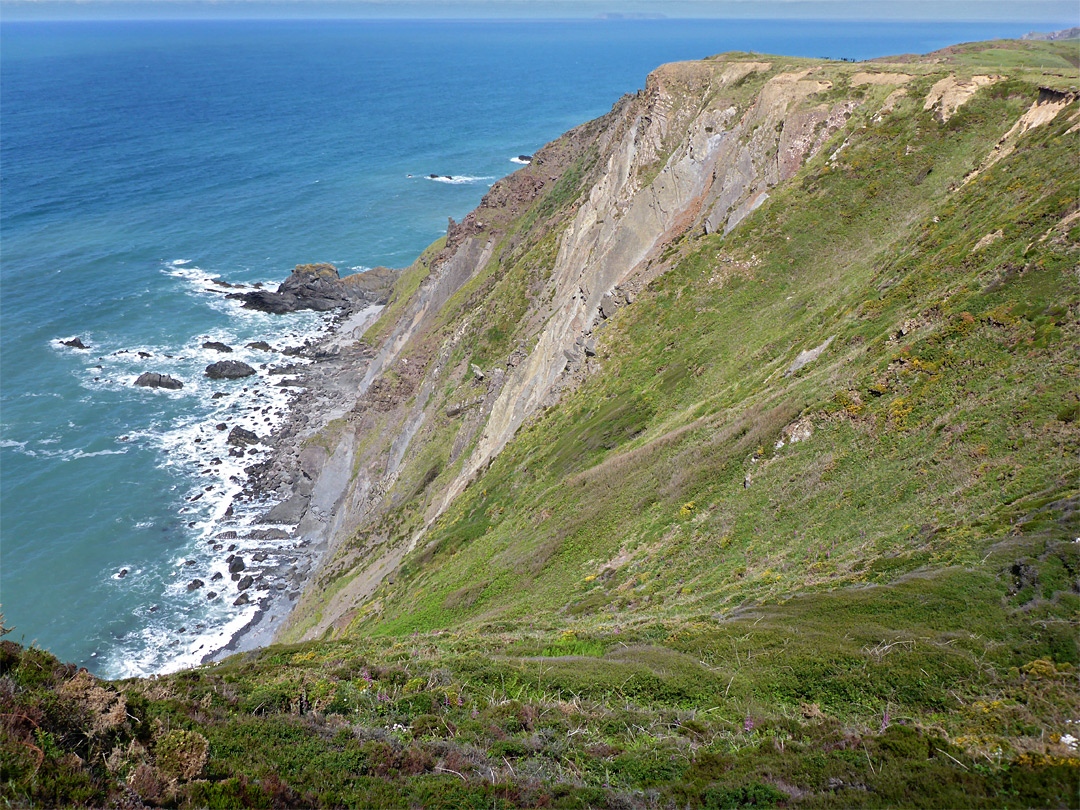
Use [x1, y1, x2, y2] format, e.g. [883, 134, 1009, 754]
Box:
[4, 40, 1078, 809]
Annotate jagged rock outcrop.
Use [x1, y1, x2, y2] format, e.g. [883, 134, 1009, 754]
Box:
[229, 263, 400, 314]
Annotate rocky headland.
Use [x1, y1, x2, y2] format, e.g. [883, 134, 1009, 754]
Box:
[228, 262, 399, 314]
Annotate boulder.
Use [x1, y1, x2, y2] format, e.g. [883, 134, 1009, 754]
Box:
[186, 579, 204, 591]
[599, 292, 618, 320]
[233, 593, 250, 606]
[237, 575, 254, 591]
[228, 556, 246, 574]
[517, 154, 533, 162]
[246, 341, 274, 351]
[227, 426, 260, 447]
[202, 341, 233, 353]
[61, 337, 87, 349]
[134, 372, 183, 390]
[206, 360, 256, 380]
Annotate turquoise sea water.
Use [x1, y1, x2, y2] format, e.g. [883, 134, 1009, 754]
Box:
[0, 18, 1031, 678]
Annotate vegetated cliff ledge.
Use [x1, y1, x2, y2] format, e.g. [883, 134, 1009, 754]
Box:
[3, 39, 1078, 810]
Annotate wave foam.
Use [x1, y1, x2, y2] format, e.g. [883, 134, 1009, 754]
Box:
[77, 260, 342, 678]
[424, 174, 495, 185]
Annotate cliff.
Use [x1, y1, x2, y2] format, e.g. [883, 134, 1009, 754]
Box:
[3, 39, 1078, 809]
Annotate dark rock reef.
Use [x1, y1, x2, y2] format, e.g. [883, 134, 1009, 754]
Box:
[228, 263, 400, 314]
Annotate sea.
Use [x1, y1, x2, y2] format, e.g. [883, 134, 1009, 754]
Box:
[0, 17, 1037, 679]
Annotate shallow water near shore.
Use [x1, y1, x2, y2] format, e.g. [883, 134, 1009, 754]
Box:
[0, 17, 1034, 677]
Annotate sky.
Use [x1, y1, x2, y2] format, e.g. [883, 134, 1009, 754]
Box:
[1, 0, 1078, 24]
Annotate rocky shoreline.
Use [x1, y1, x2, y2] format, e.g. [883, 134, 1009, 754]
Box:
[191, 267, 393, 664]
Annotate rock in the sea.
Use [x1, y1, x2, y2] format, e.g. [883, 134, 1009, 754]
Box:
[202, 341, 233, 353]
[228, 556, 246, 574]
[237, 575, 254, 591]
[186, 579, 204, 591]
[227, 426, 260, 447]
[134, 372, 183, 390]
[226, 263, 400, 314]
[233, 593, 250, 606]
[61, 337, 87, 349]
[246, 341, 274, 351]
[517, 154, 533, 162]
[211, 572, 223, 581]
[206, 360, 256, 380]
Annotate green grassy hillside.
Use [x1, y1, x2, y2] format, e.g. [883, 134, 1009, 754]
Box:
[3, 41, 1078, 809]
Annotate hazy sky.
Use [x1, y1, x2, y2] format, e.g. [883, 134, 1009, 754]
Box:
[2, 0, 1078, 24]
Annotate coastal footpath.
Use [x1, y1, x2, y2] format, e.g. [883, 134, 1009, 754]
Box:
[3, 38, 1078, 808]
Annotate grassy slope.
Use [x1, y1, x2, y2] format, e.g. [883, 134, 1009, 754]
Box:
[363, 73, 1078, 636]
[2, 45, 1078, 809]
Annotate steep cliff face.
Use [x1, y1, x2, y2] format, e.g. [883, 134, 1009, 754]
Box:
[275, 48, 1078, 643]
